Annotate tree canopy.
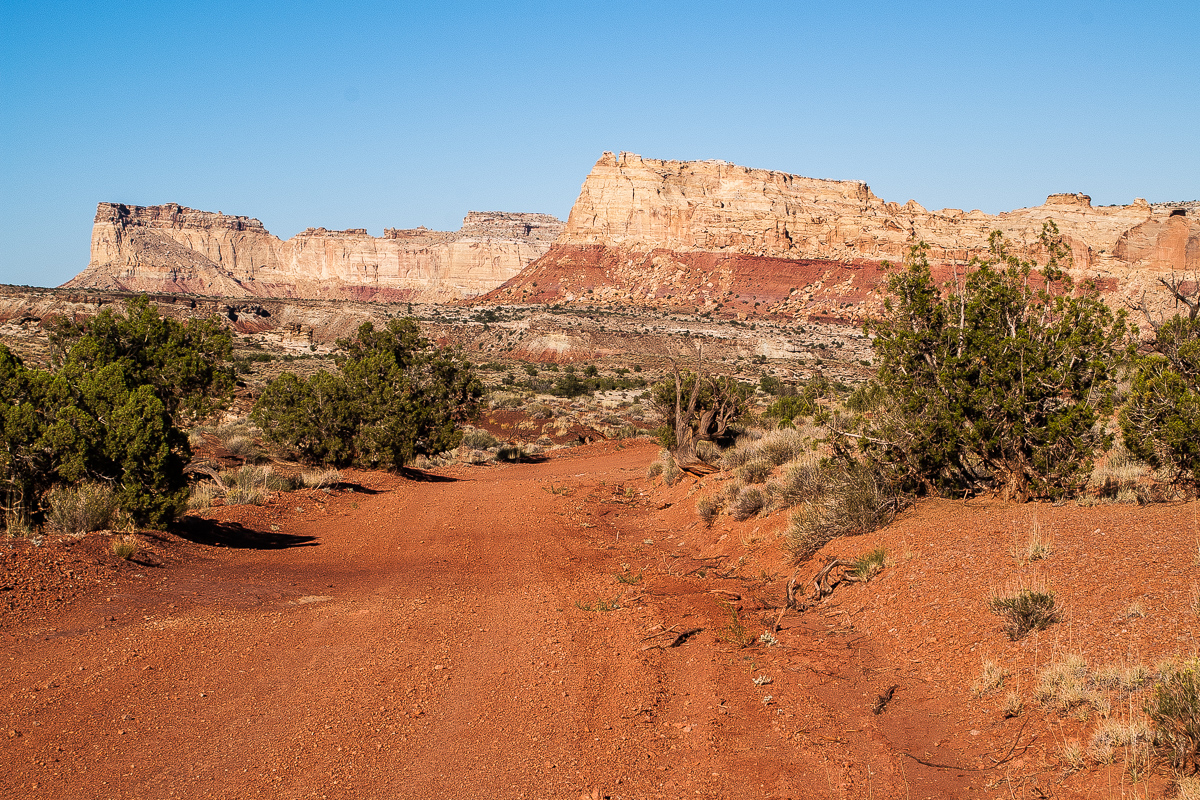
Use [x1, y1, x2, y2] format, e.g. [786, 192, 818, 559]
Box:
[252, 319, 482, 470]
[842, 223, 1129, 501]
[1, 297, 234, 527]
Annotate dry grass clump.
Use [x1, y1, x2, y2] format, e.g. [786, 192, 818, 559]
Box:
[300, 469, 342, 489]
[758, 428, 807, 466]
[46, 482, 117, 536]
[1087, 718, 1153, 765]
[110, 534, 138, 560]
[187, 481, 221, 511]
[737, 459, 772, 485]
[785, 461, 901, 561]
[696, 495, 723, 527]
[1035, 653, 1107, 719]
[972, 658, 1007, 697]
[461, 428, 500, 450]
[730, 486, 767, 521]
[768, 456, 825, 508]
[192, 465, 301, 508]
[1084, 441, 1152, 504]
[496, 443, 527, 462]
[487, 391, 525, 410]
[721, 436, 764, 470]
[528, 402, 554, 420]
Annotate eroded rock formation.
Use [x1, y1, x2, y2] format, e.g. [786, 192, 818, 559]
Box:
[487, 152, 1199, 321]
[66, 204, 564, 302]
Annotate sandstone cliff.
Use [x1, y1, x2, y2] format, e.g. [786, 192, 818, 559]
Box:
[66, 204, 564, 303]
[487, 152, 1199, 321]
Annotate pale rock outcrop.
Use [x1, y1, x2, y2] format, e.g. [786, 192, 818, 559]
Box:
[66, 204, 564, 302]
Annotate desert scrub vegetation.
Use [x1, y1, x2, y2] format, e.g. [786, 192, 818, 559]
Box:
[253, 319, 482, 470]
[110, 534, 139, 560]
[695, 494, 722, 526]
[45, 482, 117, 535]
[0, 297, 234, 529]
[188, 465, 308, 509]
[990, 586, 1061, 640]
[785, 460, 902, 561]
[1147, 659, 1200, 770]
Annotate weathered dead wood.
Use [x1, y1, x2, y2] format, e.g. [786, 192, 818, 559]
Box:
[773, 556, 864, 630]
[871, 684, 898, 714]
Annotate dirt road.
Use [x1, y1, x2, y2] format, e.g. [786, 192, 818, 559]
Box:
[3, 442, 859, 799]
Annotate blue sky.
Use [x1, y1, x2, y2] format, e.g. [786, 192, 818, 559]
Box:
[2, 0, 1197, 288]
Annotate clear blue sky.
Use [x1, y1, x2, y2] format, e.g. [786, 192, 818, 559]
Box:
[2, 0, 1197, 288]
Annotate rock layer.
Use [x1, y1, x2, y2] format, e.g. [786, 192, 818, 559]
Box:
[66, 204, 564, 302]
[487, 152, 1199, 320]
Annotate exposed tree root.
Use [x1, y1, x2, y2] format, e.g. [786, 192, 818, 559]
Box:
[773, 556, 866, 630]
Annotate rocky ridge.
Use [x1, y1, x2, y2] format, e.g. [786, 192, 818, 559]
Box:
[486, 152, 1199, 321]
[66, 204, 563, 303]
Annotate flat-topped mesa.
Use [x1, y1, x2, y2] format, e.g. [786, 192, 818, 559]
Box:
[458, 211, 565, 243]
[94, 202, 268, 233]
[67, 204, 564, 302]
[486, 151, 1200, 320]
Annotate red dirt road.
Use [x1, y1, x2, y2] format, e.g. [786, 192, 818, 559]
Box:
[6, 440, 1197, 799]
[2, 442, 829, 799]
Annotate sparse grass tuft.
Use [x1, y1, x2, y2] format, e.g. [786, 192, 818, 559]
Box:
[849, 547, 887, 582]
[715, 600, 752, 648]
[1002, 691, 1023, 718]
[110, 535, 138, 560]
[46, 482, 117, 535]
[972, 658, 1007, 697]
[990, 586, 1060, 641]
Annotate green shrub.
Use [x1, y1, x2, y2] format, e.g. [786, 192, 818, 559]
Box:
[253, 319, 482, 469]
[990, 588, 1060, 640]
[0, 298, 233, 527]
[46, 482, 117, 535]
[851, 227, 1127, 501]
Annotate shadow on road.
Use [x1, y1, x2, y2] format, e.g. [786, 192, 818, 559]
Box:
[172, 517, 319, 550]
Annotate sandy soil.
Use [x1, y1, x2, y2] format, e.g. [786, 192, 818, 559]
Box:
[2, 439, 1196, 798]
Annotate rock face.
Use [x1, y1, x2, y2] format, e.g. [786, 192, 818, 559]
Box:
[66, 204, 564, 302]
[487, 152, 1200, 320]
